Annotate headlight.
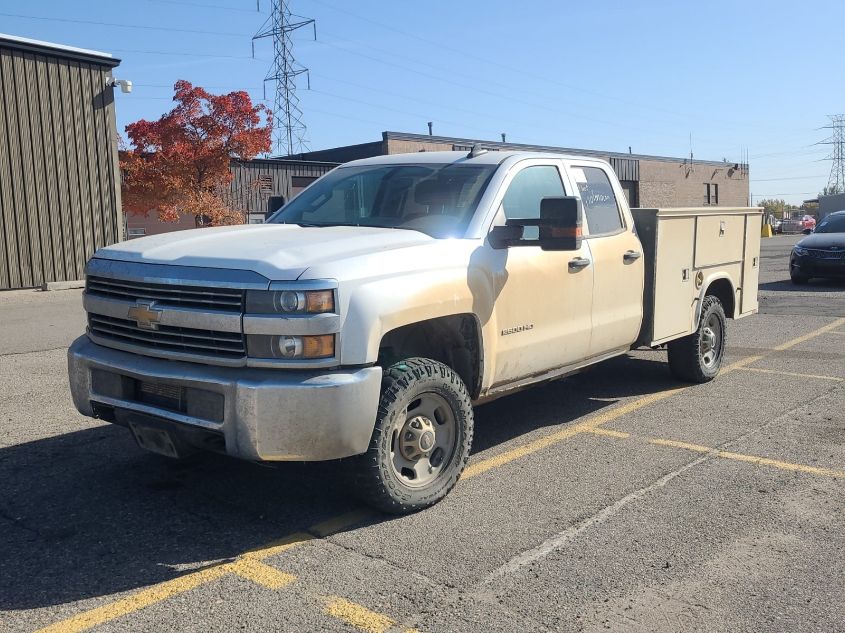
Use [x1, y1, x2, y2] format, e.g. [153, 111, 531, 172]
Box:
[793, 246, 807, 256]
[247, 334, 335, 359]
[246, 289, 335, 314]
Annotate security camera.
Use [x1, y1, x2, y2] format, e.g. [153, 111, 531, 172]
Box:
[110, 79, 133, 94]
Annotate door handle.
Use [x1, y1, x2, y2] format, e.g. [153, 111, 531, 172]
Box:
[568, 257, 590, 272]
[623, 250, 642, 263]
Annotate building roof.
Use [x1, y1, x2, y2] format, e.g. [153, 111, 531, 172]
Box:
[382, 131, 730, 167]
[344, 150, 611, 167]
[0, 33, 120, 67]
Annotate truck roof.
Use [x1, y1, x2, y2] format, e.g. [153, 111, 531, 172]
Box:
[342, 150, 607, 167]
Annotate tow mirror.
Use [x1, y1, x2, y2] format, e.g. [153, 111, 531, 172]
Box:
[488, 196, 583, 250]
[539, 197, 582, 251]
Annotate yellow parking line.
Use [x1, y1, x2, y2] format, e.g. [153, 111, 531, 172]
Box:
[242, 531, 313, 560]
[36, 564, 231, 633]
[462, 386, 686, 479]
[736, 367, 843, 382]
[649, 438, 845, 478]
[772, 317, 845, 351]
[310, 509, 374, 538]
[649, 438, 714, 453]
[323, 597, 397, 633]
[39, 317, 845, 632]
[228, 559, 297, 590]
[463, 349, 769, 481]
[586, 428, 631, 439]
[35, 514, 366, 633]
[716, 451, 845, 477]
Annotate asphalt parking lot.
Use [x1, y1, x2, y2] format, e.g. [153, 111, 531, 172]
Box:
[1, 234, 844, 633]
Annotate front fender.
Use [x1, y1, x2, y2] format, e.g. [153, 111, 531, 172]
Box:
[338, 267, 495, 365]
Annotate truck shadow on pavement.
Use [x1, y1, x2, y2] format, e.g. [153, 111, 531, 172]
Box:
[0, 354, 676, 612]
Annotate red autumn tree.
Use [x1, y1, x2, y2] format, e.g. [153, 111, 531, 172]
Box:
[121, 80, 272, 225]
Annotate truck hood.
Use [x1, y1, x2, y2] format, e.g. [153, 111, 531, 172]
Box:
[95, 224, 438, 281]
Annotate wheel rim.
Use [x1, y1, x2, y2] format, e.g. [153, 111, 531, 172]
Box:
[390, 392, 457, 488]
[700, 313, 722, 369]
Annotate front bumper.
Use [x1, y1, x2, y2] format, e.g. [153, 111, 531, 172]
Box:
[791, 254, 845, 278]
[68, 336, 382, 461]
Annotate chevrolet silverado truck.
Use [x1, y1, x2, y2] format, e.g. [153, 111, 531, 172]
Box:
[68, 149, 762, 513]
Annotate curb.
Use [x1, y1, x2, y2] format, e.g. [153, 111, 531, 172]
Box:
[41, 280, 85, 291]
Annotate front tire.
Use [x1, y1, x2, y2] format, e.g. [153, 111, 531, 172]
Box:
[350, 358, 474, 514]
[790, 270, 809, 284]
[667, 295, 726, 383]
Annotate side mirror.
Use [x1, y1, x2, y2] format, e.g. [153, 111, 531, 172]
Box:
[539, 196, 583, 251]
[488, 196, 583, 250]
[488, 224, 523, 249]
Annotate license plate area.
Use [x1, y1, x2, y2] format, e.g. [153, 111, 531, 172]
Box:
[129, 422, 180, 458]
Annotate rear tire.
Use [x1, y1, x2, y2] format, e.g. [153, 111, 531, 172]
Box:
[350, 358, 474, 514]
[667, 295, 726, 383]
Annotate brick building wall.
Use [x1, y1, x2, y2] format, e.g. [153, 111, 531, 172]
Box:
[638, 160, 748, 208]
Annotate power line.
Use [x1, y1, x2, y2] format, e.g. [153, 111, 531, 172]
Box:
[751, 175, 828, 182]
[818, 115, 845, 194]
[111, 48, 265, 61]
[141, 0, 261, 12]
[308, 0, 804, 137]
[0, 11, 249, 37]
[253, 1, 315, 155]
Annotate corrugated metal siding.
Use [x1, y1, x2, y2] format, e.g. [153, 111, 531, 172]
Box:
[609, 157, 639, 182]
[230, 160, 337, 216]
[0, 42, 121, 289]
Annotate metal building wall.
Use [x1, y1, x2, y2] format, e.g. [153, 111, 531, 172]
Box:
[229, 159, 337, 216]
[0, 37, 122, 289]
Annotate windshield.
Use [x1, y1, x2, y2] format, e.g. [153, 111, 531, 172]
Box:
[814, 214, 845, 233]
[268, 163, 497, 238]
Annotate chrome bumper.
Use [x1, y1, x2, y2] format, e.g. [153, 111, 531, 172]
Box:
[67, 336, 382, 461]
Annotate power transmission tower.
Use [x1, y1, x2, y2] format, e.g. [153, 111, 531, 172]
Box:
[253, 1, 315, 156]
[819, 114, 845, 194]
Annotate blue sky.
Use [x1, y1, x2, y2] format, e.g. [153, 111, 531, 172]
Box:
[2, 0, 843, 204]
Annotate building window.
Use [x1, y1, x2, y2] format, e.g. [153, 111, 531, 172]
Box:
[704, 183, 719, 205]
[127, 228, 146, 238]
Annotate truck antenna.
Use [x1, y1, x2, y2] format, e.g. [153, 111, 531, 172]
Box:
[467, 144, 488, 159]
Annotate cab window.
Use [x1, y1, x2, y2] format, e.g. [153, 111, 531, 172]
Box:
[501, 165, 566, 239]
[572, 166, 624, 235]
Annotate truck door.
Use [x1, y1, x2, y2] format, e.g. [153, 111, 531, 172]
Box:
[486, 161, 594, 387]
[566, 164, 644, 356]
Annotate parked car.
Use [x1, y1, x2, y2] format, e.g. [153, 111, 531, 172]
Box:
[781, 215, 817, 234]
[790, 210, 845, 284]
[67, 150, 763, 513]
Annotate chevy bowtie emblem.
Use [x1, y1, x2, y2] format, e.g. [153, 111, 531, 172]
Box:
[128, 300, 162, 330]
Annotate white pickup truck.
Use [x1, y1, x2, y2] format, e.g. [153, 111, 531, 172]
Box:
[68, 149, 762, 513]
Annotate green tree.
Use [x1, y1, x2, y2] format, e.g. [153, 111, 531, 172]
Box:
[757, 198, 787, 218]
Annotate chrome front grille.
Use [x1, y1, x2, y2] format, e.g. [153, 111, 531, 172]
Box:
[86, 275, 244, 312]
[805, 248, 845, 260]
[88, 314, 246, 359]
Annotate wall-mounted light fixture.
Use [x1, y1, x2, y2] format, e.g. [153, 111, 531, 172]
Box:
[107, 78, 133, 94]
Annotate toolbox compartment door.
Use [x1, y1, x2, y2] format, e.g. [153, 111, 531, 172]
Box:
[741, 214, 762, 315]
